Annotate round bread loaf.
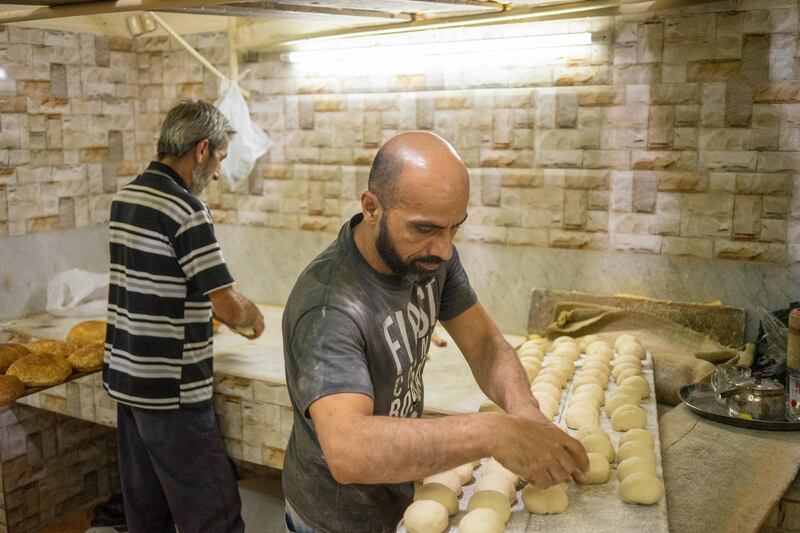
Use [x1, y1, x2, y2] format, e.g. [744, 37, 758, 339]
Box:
[24, 339, 73, 358]
[66, 320, 106, 345]
[0, 344, 31, 373]
[67, 342, 104, 372]
[0, 375, 25, 405]
[7, 352, 72, 387]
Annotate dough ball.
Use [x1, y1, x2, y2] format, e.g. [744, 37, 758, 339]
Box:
[612, 362, 640, 381]
[618, 342, 646, 360]
[613, 384, 643, 402]
[568, 392, 602, 410]
[538, 367, 568, 387]
[611, 403, 647, 431]
[519, 339, 546, 354]
[546, 358, 576, 376]
[616, 440, 656, 463]
[619, 472, 664, 505]
[519, 356, 543, 371]
[553, 336, 575, 347]
[587, 343, 614, 359]
[403, 499, 449, 533]
[522, 484, 569, 515]
[614, 335, 638, 351]
[618, 428, 654, 449]
[475, 472, 516, 503]
[575, 425, 610, 443]
[579, 335, 602, 352]
[553, 344, 580, 361]
[613, 354, 642, 368]
[621, 375, 651, 399]
[454, 462, 476, 484]
[616, 455, 657, 481]
[459, 508, 505, 533]
[580, 433, 616, 463]
[414, 482, 458, 516]
[533, 373, 563, 390]
[573, 383, 604, 402]
[583, 358, 611, 372]
[585, 452, 611, 484]
[533, 392, 559, 420]
[616, 367, 642, 384]
[466, 490, 512, 524]
[531, 382, 561, 401]
[483, 458, 520, 485]
[604, 393, 637, 417]
[424, 471, 462, 495]
[520, 361, 539, 383]
[566, 405, 598, 429]
[572, 374, 604, 390]
[519, 347, 545, 361]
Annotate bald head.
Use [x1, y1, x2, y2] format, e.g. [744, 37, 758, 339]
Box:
[368, 131, 468, 209]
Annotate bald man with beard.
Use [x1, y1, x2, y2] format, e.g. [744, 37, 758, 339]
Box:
[280, 132, 588, 533]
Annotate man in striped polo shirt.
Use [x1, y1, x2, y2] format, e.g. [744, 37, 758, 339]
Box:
[104, 99, 264, 533]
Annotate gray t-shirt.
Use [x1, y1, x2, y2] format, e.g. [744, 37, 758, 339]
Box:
[282, 214, 478, 533]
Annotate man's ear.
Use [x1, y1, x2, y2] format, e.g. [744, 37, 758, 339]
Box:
[194, 139, 210, 164]
[360, 191, 382, 223]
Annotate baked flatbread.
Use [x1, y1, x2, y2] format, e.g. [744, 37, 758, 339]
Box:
[66, 320, 107, 345]
[24, 339, 73, 358]
[7, 352, 72, 387]
[67, 342, 104, 372]
[0, 344, 31, 373]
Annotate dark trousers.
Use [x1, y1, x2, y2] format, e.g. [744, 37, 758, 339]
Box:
[117, 402, 245, 533]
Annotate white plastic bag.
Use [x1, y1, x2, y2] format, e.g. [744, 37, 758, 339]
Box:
[46, 269, 108, 317]
[215, 82, 271, 189]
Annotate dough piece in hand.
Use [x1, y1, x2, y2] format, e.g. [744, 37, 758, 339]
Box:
[616, 455, 657, 481]
[621, 375, 651, 399]
[618, 428, 654, 449]
[566, 405, 598, 429]
[585, 452, 611, 484]
[604, 393, 638, 417]
[475, 472, 516, 503]
[616, 440, 656, 463]
[611, 403, 647, 431]
[576, 425, 610, 443]
[459, 508, 505, 533]
[467, 490, 512, 523]
[424, 470, 462, 495]
[482, 458, 520, 484]
[580, 433, 616, 463]
[414, 482, 458, 516]
[619, 471, 664, 505]
[403, 499, 449, 533]
[618, 342, 646, 360]
[522, 484, 569, 515]
[614, 335, 638, 350]
[454, 463, 476, 484]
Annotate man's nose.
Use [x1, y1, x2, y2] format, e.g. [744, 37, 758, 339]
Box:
[430, 234, 453, 262]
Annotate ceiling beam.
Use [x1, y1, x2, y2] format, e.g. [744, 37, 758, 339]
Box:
[0, 0, 240, 24]
[166, 2, 415, 20]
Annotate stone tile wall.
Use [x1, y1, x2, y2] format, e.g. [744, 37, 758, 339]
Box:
[3, 0, 800, 265]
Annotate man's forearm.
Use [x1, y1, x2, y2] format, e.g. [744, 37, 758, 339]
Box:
[471, 332, 539, 416]
[328, 412, 500, 484]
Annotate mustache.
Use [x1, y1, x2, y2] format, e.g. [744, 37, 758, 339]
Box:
[411, 256, 444, 265]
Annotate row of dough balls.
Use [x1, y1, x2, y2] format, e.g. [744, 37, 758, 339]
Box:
[576, 425, 664, 505]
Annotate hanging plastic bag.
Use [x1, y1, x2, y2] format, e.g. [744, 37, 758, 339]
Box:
[215, 81, 271, 190]
[46, 269, 108, 317]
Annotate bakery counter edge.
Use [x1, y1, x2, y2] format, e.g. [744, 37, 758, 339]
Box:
[0, 305, 525, 470]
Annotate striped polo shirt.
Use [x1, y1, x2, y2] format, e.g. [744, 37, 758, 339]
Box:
[102, 161, 234, 410]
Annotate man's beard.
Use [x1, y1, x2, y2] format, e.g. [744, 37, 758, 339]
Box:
[189, 157, 214, 195]
[375, 215, 443, 285]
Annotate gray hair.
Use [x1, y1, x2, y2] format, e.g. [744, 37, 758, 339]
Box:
[157, 99, 236, 159]
[368, 145, 404, 208]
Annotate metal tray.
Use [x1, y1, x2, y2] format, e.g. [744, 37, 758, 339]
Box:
[679, 382, 800, 431]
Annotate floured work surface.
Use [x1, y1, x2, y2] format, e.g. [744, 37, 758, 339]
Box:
[528, 289, 745, 348]
[398, 351, 667, 533]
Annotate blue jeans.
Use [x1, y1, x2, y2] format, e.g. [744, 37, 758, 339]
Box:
[285, 500, 317, 533]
